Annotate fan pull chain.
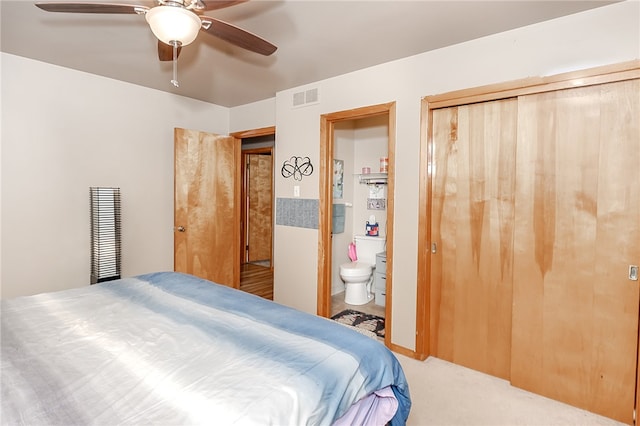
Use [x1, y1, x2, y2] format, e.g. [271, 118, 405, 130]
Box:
[171, 42, 180, 87]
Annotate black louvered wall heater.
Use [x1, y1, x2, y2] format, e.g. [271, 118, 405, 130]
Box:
[90, 187, 121, 284]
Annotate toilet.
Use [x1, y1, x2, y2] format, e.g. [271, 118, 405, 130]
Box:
[339, 235, 386, 305]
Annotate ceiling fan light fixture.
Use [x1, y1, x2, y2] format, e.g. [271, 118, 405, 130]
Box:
[145, 6, 201, 46]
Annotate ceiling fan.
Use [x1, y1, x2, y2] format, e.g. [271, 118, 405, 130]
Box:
[34, 0, 277, 86]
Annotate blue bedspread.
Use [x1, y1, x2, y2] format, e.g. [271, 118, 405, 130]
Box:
[1, 271, 410, 425]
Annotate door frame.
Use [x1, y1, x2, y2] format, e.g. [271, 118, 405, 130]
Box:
[317, 102, 396, 348]
[416, 60, 640, 408]
[231, 126, 276, 269]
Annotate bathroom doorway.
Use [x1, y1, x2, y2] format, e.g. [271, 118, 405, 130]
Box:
[318, 103, 396, 346]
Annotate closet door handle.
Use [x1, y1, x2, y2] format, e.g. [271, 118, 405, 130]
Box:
[175, 226, 186, 232]
[431, 242, 437, 254]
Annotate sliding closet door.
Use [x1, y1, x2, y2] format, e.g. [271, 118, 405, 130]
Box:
[511, 79, 640, 424]
[430, 99, 517, 380]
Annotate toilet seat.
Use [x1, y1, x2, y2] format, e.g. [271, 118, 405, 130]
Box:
[339, 261, 372, 276]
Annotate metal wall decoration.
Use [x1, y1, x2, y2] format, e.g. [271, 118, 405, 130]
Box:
[281, 156, 313, 181]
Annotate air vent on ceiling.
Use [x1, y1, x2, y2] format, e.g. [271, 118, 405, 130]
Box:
[292, 88, 319, 108]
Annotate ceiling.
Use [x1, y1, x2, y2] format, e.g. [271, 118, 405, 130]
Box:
[1, 0, 616, 107]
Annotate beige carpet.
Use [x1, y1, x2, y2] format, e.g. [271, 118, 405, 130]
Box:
[396, 355, 626, 426]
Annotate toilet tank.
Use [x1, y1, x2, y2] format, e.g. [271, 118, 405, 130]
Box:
[354, 235, 386, 265]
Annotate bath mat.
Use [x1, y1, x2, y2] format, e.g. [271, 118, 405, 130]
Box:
[331, 309, 385, 338]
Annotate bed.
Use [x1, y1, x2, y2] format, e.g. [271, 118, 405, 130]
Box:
[1, 271, 411, 425]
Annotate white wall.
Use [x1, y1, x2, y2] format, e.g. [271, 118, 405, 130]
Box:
[1, 54, 229, 298]
[353, 116, 388, 239]
[332, 122, 355, 295]
[229, 98, 275, 133]
[269, 1, 640, 351]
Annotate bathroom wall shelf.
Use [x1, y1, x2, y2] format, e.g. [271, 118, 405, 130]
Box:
[358, 173, 388, 185]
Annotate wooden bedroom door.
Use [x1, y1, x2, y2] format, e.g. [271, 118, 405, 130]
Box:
[510, 79, 640, 424]
[430, 98, 518, 380]
[174, 128, 241, 288]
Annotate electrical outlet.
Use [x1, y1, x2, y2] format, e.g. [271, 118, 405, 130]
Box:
[293, 186, 300, 197]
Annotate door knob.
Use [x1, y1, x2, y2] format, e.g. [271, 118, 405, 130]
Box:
[175, 226, 186, 232]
